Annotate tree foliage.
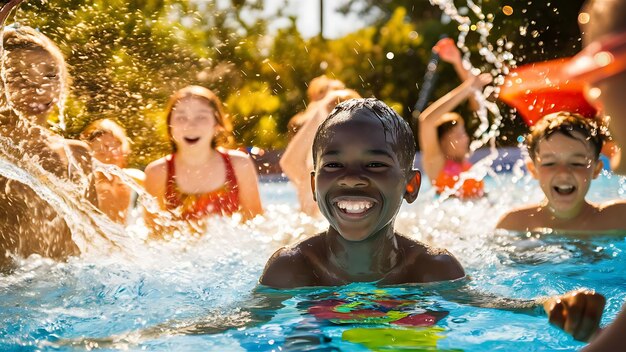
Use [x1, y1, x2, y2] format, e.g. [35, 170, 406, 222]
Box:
[9, 0, 585, 168]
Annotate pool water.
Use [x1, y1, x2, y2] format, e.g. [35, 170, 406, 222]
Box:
[0, 169, 625, 351]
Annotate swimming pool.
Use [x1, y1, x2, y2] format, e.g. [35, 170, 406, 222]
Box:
[0, 166, 625, 351]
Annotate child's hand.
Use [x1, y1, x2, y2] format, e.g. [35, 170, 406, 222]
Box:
[433, 38, 462, 64]
[543, 289, 606, 342]
[471, 73, 493, 89]
[321, 89, 353, 113]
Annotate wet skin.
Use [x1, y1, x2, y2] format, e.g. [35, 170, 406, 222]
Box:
[0, 47, 95, 269]
[4, 48, 62, 121]
[531, 132, 602, 219]
[88, 132, 133, 223]
[260, 110, 465, 288]
[440, 122, 469, 162]
[497, 131, 626, 233]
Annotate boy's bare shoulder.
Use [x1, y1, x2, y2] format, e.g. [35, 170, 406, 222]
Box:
[395, 234, 465, 282]
[496, 205, 541, 231]
[599, 200, 626, 212]
[597, 200, 626, 229]
[260, 234, 325, 289]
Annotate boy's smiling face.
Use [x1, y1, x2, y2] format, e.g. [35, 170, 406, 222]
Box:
[529, 131, 603, 218]
[312, 110, 416, 242]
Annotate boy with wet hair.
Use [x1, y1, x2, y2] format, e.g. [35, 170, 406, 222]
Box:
[260, 99, 606, 342]
[497, 111, 626, 234]
[262, 98, 464, 287]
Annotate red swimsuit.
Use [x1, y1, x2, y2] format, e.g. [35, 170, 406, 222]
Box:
[433, 159, 484, 199]
[165, 151, 240, 219]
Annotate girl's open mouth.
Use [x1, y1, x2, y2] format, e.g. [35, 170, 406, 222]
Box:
[184, 137, 201, 144]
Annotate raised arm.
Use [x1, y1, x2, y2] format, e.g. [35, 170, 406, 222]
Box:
[279, 106, 326, 216]
[433, 38, 481, 112]
[417, 73, 492, 180]
[280, 91, 353, 216]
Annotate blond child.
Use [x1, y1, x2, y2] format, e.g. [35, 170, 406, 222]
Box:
[286, 75, 345, 137]
[0, 26, 96, 267]
[80, 118, 145, 224]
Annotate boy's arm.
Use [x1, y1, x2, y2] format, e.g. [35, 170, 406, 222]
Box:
[495, 211, 522, 231]
[259, 247, 314, 289]
[495, 205, 538, 231]
[438, 284, 605, 341]
[543, 289, 606, 342]
[279, 106, 326, 216]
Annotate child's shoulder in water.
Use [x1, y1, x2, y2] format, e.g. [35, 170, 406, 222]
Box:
[261, 231, 464, 288]
[497, 200, 626, 234]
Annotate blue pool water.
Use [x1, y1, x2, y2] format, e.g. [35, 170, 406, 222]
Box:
[1, 167, 625, 351]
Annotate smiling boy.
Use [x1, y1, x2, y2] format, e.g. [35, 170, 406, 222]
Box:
[497, 111, 626, 234]
[259, 99, 605, 342]
[260, 98, 465, 288]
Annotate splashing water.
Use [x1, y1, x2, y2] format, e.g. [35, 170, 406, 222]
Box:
[0, 0, 625, 351]
[430, 0, 516, 153]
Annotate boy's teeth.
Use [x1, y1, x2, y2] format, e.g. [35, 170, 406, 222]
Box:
[554, 185, 575, 195]
[337, 200, 373, 213]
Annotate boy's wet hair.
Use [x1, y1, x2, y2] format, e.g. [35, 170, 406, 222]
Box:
[312, 98, 416, 173]
[527, 111, 606, 161]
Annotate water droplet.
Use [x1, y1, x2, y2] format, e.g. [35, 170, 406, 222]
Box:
[578, 12, 590, 24]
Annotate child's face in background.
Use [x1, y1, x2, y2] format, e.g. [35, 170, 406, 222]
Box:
[530, 132, 603, 217]
[3, 48, 62, 123]
[88, 132, 127, 168]
[313, 111, 409, 241]
[440, 123, 469, 161]
[169, 97, 217, 150]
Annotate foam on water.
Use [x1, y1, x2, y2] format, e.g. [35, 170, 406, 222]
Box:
[0, 172, 624, 350]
